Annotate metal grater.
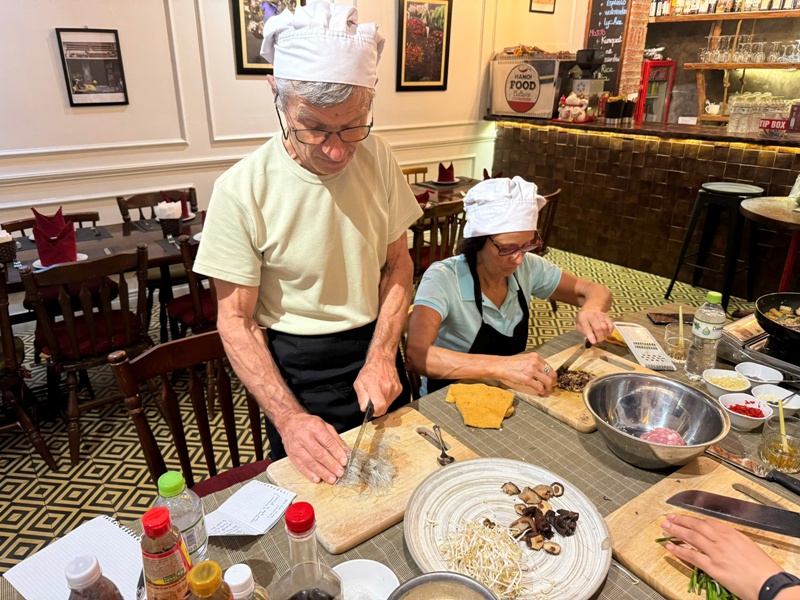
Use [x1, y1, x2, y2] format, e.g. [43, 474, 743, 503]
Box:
[614, 322, 677, 371]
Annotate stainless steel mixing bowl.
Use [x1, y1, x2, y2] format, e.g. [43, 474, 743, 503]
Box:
[386, 572, 496, 600]
[583, 373, 730, 469]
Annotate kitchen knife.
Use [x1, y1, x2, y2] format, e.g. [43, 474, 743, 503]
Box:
[666, 490, 800, 538]
[599, 354, 635, 372]
[706, 445, 800, 496]
[342, 400, 374, 480]
[556, 339, 592, 375]
[731, 483, 785, 509]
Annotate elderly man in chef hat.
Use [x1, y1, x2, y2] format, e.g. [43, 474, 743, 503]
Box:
[195, 1, 422, 485]
[406, 176, 614, 397]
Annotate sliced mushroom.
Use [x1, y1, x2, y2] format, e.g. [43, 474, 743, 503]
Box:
[509, 515, 536, 537]
[502, 482, 521, 496]
[514, 503, 528, 516]
[520, 505, 538, 518]
[527, 534, 545, 551]
[519, 486, 542, 505]
[543, 541, 561, 555]
[483, 518, 496, 529]
[537, 500, 552, 515]
[550, 482, 565, 497]
[533, 484, 554, 500]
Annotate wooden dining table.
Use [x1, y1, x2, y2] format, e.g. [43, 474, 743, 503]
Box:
[1, 303, 786, 600]
[410, 176, 480, 210]
[740, 196, 800, 292]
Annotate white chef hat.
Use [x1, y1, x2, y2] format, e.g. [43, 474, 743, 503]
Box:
[261, 1, 384, 89]
[463, 176, 547, 239]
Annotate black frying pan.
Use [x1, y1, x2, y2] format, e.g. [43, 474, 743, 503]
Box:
[755, 292, 800, 346]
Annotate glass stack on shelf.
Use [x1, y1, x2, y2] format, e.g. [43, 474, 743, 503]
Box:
[726, 93, 797, 137]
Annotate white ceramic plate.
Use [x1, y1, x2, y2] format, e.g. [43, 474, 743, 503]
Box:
[332, 559, 399, 600]
[431, 179, 458, 186]
[33, 253, 88, 269]
[404, 458, 612, 600]
[193, 232, 202, 242]
[155, 212, 195, 222]
[27, 234, 35, 241]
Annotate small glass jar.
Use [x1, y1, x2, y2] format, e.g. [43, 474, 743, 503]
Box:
[758, 415, 800, 473]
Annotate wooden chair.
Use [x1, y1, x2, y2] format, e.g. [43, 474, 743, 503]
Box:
[409, 201, 466, 285]
[402, 166, 428, 185]
[166, 235, 217, 337]
[533, 189, 562, 313]
[109, 330, 269, 493]
[20, 244, 153, 464]
[116, 188, 199, 344]
[0, 265, 58, 470]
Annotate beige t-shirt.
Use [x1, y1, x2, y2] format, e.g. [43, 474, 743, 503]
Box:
[193, 134, 423, 335]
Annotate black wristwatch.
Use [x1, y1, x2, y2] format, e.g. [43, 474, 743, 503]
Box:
[759, 572, 800, 600]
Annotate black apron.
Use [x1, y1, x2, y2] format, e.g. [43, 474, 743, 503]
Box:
[427, 258, 529, 394]
[264, 320, 411, 461]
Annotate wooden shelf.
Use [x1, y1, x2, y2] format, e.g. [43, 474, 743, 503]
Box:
[697, 114, 730, 122]
[649, 8, 800, 22]
[685, 61, 800, 69]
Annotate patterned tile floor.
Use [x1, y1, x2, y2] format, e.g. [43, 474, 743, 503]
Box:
[0, 249, 754, 575]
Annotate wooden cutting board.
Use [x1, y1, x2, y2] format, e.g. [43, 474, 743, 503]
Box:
[266, 405, 479, 554]
[606, 457, 800, 600]
[515, 345, 664, 432]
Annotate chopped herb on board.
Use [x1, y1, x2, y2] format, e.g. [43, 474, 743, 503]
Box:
[655, 537, 740, 600]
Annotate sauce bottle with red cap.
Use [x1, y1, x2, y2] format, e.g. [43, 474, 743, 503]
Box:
[141, 506, 192, 600]
[268, 502, 341, 600]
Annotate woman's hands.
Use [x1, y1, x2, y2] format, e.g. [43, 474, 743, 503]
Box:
[576, 308, 615, 344]
[492, 352, 557, 396]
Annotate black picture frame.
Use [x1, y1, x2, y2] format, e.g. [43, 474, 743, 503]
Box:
[56, 28, 129, 107]
[530, 0, 557, 13]
[396, 0, 453, 92]
[231, 0, 305, 75]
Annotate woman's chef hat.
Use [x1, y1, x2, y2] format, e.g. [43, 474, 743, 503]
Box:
[463, 176, 547, 239]
[261, 1, 384, 89]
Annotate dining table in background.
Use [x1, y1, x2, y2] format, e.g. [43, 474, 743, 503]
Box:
[740, 197, 800, 293]
[1, 303, 788, 600]
[410, 176, 480, 209]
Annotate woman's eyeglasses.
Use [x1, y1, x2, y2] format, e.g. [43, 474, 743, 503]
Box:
[489, 232, 544, 256]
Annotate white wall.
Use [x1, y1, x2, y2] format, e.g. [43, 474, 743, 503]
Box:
[0, 0, 588, 223]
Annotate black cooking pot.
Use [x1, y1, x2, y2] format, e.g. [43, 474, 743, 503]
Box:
[755, 292, 800, 346]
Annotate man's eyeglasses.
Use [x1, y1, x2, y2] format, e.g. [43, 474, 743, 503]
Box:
[489, 232, 544, 256]
[275, 97, 373, 145]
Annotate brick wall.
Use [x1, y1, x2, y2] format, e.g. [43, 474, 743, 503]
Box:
[619, 0, 651, 96]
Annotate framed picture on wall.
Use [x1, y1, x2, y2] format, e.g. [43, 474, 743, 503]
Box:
[231, 0, 305, 75]
[56, 28, 129, 107]
[396, 0, 453, 92]
[530, 0, 557, 13]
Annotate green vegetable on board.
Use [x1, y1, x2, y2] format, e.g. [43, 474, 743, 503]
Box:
[655, 537, 739, 600]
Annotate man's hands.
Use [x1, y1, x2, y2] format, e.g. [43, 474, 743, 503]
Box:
[576, 308, 615, 344]
[280, 412, 350, 485]
[354, 353, 402, 417]
[492, 352, 557, 396]
[661, 514, 783, 600]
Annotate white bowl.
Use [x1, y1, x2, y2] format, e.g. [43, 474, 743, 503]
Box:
[333, 559, 399, 600]
[702, 368, 750, 399]
[752, 384, 800, 417]
[719, 393, 773, 432]
[735, 362, 783, 385]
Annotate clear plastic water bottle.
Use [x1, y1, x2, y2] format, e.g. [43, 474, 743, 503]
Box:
[154, 471, 209, 564]
[225, 564, 269, 600]
[685, 291, 726, 381]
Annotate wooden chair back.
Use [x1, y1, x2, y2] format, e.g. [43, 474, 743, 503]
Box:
[116, 188, 198, 223]
[109, 330, 264, 487]
[410, 201, 466, 283]
[402, 166, 428, 185]
[20, 245, 150, 365]
[0, 265, 18, 377]
[177, 235, 217, 334]
[535, 189, 561, 257]
[2, 212, 100, 237]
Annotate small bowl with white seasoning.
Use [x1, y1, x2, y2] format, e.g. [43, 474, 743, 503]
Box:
[702, 369, 750, 400]
[333, 559, 399, 600]
[752, 384, 800, 417]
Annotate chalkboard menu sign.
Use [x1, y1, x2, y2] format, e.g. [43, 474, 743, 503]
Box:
[585, 0, 629, 93]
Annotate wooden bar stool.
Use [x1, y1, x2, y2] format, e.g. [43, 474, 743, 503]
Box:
[665, 182, 764, 311]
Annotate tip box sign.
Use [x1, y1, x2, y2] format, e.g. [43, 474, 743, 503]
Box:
[505, 64, 541, 113]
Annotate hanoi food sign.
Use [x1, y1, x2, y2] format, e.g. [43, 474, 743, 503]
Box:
[504, 64, 541, 113]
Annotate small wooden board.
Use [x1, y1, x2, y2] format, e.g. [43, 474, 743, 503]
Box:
[606, 457, 800, 600]
[266, 406, 479, 554]
[516, 345, 664, 432]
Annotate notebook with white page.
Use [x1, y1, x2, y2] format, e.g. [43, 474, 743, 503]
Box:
[3, 515, 141, 600]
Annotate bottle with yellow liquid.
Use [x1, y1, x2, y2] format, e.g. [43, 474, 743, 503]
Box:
[188, 561, 234, 600]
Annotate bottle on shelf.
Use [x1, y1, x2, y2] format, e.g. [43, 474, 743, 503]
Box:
[141, 506, 192, 600]
[65, 555, 124, 600]
[188, 561, 234, 600]
[685, 291, 726, 381]
[268, 502, 342, 600]
[154, 471, 209, 564]
[225, 564, 269, 600]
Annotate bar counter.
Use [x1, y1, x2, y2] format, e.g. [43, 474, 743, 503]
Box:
[487, 117, 800, 298]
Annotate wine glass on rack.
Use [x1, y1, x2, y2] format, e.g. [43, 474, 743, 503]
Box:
[720, 36, 734, 63]
[768, 41, 781, 63]
[699, 47, 711, 63]
[753, 42, 766, 64]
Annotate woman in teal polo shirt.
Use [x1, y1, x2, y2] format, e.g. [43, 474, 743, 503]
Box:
[406, 176, 614, 397]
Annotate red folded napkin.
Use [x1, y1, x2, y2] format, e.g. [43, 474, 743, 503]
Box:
[161, 191, 190, 220]
[415, 191, 431, 206]
[31, 208, 77, 266]
[438, 162, 455, 182]
[483, 168, 504, 180]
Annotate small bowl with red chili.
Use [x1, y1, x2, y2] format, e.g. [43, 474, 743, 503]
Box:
[719, 393, 773, 432]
